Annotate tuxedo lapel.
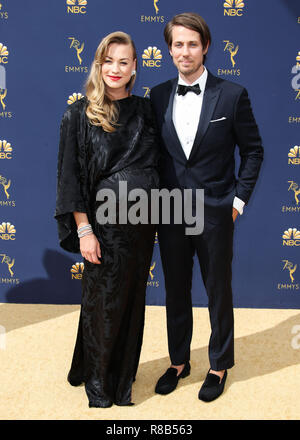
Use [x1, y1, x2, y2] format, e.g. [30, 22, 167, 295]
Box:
[162, 78, 187, 164]
[189, 72, 221, 162]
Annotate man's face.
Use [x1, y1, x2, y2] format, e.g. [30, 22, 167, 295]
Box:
[169, 25, 208, 81]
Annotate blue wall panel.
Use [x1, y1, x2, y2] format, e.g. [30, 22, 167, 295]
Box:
[0, 0, 299, 308]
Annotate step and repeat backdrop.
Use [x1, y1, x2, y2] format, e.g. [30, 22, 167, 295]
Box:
[0, 0, 299, 307]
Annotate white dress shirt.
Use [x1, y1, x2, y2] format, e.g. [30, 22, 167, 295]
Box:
[173, 67, 207, 159]
[172, 67, 245, 215]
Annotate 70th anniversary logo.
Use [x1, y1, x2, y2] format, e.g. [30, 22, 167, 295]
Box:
[277, 259, 299, 292]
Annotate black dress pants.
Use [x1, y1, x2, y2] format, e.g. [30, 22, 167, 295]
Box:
[158, 218, 235, 371]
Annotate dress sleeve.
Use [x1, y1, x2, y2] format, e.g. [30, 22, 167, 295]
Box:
[54, 105, 87, 253]
[141, 98, 161, 168]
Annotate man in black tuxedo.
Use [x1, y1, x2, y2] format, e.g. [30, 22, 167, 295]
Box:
[150, 13, 263, 401]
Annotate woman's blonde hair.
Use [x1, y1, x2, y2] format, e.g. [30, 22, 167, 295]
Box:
[85, 31, 137, 132]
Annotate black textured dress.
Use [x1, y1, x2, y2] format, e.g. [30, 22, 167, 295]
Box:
[55, 95, 159, 407]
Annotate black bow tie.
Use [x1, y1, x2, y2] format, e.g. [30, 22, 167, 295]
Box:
[177, 83, 201, 96]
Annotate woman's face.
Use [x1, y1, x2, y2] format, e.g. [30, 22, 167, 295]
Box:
[101, 43, 136, 94]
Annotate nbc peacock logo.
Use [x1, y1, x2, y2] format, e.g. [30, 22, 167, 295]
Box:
[288, 146, 300, 165]
[67, 93, 84, 105]
[66, 0, 87, 14]
[282, 228, 300, 246]
[71, 262, 84, 280]
[223, 0, 245, 16]
[0, 140, 12, 160]
[0, 222, 16, 240]
[0, 43, 9, 64]
[142, 46, 162, 68]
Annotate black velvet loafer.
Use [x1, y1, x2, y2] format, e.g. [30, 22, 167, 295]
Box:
[198, 369, 227, 402]
[155, 362, 191, 395]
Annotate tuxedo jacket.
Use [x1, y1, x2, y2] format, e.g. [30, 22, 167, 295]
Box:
[150, 71, 264, 223]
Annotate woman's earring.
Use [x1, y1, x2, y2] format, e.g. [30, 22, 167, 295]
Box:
[131, 70, 136, 76]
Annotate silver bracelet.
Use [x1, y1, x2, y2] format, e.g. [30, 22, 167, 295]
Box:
[77, 224, 92, 232]
[78, 230, 93, 238]
[77, 224, 93, 238]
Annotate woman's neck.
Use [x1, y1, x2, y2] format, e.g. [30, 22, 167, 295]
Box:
[107, 87, 129, 101]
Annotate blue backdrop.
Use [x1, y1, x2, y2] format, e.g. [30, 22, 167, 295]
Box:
[0, 0, 299, 308]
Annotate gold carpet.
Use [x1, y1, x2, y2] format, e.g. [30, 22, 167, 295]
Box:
[0, 303, 299, 420]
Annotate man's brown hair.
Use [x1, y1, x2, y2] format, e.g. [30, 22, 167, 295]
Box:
[164, 12, 211, 63]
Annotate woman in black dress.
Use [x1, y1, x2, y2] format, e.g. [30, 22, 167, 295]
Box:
[55, 32, 159, 408]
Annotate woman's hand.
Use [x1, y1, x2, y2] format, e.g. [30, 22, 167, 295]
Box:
[80, 233, 101, 264]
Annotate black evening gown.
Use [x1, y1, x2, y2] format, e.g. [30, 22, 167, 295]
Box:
[54, 95, 159, 406]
